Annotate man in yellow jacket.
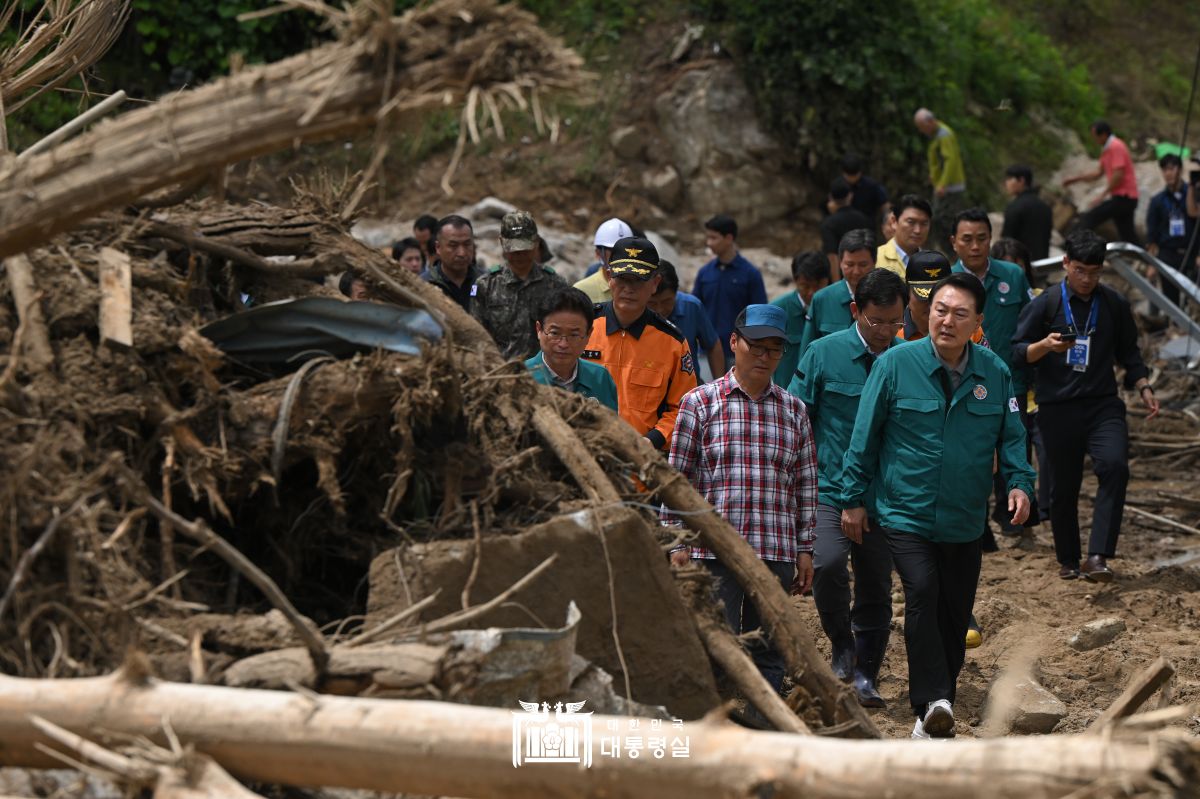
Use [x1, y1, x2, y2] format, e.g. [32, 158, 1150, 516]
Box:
[914, 109, 966, 254]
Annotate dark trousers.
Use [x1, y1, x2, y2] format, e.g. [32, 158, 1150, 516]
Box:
[1081, 196, 1141, 246]
[1037, 396, 1129, 565]
[887, 529, 981, 717]
[1156, 245, 1188, 307]
[931, 190, 967, 255]
[702, 558, 795, 691]
[812, 504, 892, 646]
[1031, 412, 1052, 523]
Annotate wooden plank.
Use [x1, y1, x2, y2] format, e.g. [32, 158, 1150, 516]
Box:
[4, 254, 53, 369]
[1086, 657, 1175, 734]
[97, 247, 132, 348]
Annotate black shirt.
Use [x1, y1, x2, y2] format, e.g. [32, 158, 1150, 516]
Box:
[820, 206, 873, 255]
[848, 175, 889, 222]
[420, 260, 485, 312]
[1012, 281, 1149, 405]
[1001, 188, 1053, 261]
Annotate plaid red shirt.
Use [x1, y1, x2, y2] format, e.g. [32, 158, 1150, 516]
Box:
[663, 371, 818, 561]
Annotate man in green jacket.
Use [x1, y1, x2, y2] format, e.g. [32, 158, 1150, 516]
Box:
[525, 287, 619, 412]
[771, 250, 829, 387]
[950, 207, 1036, 537]
[798, 229, 876, 355]
[839, 273, 1034, 739]
[788, 268, 907, 708]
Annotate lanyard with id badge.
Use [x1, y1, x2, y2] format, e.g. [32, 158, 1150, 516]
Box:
[1061, 281, 1098, 372]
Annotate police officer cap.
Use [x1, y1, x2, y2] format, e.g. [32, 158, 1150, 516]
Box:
[608, 236, 660, 280]
[907, 250, 951, 299]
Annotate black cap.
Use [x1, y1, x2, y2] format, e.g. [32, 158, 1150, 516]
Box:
[906, 250, 950, 299]
[608, 236, 660, 280]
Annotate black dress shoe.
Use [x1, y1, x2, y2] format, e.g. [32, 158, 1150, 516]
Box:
[1058, 562, 1080, 580]
[1081, 554, 1113, 583]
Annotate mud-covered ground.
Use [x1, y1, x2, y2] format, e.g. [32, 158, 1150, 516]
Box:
[797, 438, 1200, 739]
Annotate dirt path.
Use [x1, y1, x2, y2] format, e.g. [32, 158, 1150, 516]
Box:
[795, 468, 1200, 739]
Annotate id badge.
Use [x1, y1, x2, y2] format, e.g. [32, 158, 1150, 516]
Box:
[1170, 214, 1186, 237]
[1067, 336, 1090, 372]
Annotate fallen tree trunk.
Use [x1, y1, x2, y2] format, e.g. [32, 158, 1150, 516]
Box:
[0, 672, 1194, 798]
[676, 573, 809, 734]
[596, 426, 880, 738]
[0, 0, 585, 258]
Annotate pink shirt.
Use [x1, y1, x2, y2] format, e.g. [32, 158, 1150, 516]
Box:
[1099, 135, 1138, 199]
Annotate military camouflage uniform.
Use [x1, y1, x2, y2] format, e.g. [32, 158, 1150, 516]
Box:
[471, 264, 568, 360]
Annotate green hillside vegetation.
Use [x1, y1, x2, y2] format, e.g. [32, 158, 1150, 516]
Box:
[4, 0, 1190, 210]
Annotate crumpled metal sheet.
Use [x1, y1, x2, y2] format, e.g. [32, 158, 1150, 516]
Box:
[449, 602, 582, 707]
[200, 297, 442, 365]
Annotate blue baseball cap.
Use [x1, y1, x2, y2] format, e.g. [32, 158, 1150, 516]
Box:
[736, 304, 788, 340]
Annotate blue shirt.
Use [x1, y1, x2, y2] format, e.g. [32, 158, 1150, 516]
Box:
[692, 253, 768, 359]
[669, 292, 719, 365]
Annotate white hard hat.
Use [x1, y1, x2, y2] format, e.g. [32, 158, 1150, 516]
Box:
[593, 218, 633, 248]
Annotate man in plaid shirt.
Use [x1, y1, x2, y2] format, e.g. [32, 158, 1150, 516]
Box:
[664, 304, 818, 691]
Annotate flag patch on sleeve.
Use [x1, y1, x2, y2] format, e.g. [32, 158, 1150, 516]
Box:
[1008, 397, 1019, 413]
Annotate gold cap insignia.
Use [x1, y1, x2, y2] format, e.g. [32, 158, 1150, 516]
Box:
[928, 267, 943, 277]
[625, 247, 643, 258]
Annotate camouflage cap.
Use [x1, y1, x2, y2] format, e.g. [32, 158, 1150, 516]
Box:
[500, 210, 538, 252]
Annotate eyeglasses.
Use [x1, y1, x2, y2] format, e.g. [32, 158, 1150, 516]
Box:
[860, 315, 904, 332]
[744, 342, 787, 359]
[542, 331, 588, 343]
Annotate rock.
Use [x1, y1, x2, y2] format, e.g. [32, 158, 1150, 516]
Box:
[470, 196, 517, 221]
[644, 231, 681, 269]
[610, 125, 646, 160]
[654, 64, 805, 229]
[643, 165, 682, 209]
[1008, 678, 1067, 734]
[1069, 617, 1126, 651]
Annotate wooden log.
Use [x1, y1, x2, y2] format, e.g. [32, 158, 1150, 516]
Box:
[677, 575, 809, 734]
[0, 0, 584, 259]
[3, 254, 53, 369]
[97, 247, 132, 347]
[600, 427, 880, 738]
[1086, 657, 1176, 734]
[531, 403, 621, 503]
[223, 641, 449, 695]
[0, 672, 1191, 798]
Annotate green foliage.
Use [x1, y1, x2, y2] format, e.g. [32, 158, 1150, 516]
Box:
[516, 0, 644, 55]
[124, 1, 332, 82]
[695, 0, 1102, 203]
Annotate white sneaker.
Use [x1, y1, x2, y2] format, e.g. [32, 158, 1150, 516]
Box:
[922, 699, 955, 738]
[911, 718, 931, 740]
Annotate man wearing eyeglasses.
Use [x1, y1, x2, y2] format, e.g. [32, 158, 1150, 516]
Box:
[1013, 229, 1158, 583]
[664, 304, 817, 693]
[787, 269, 906, 708]
[525, 287, 618, 412]
[840, 273, 1034, 739]
[582, 237, 696, 450]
